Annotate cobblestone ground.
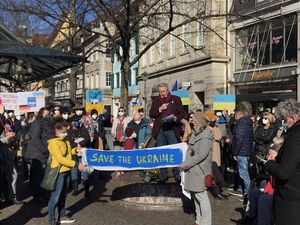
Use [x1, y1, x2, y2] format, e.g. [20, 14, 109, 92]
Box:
[0, 170, 244, 225]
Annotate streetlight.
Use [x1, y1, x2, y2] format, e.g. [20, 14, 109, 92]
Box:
[142, 71, 148, 116]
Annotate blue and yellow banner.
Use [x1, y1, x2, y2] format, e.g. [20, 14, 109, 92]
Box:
[86, 90, 103, 114]
[213, 95, 236, 111]
[83, 143, 187, 171]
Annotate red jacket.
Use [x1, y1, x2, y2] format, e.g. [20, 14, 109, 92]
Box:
[124, 138, 135, 150]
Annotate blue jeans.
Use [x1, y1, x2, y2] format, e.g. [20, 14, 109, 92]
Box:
[237, 155, 250, 195]
[71, 157, 88, 181]
[156, 128, 180, 180]
[48, 171, 70, 223]
[30, 159, 46, 198]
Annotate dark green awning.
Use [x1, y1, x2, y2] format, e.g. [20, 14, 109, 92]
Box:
[0, 40, 86, 86]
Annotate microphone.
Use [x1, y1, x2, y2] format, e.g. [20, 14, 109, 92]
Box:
[163, 97, 166, 103]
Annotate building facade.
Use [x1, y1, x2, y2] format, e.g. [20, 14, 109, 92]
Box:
[229, 0, 299, 113]
[138, 0, 232, 114]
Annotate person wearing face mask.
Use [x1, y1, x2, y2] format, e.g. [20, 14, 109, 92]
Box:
[72, 104, 96, 144]
[111, 106, 131, 150]
[264, 99, 300, 225]
[67, 115, 91, 198]
[126, 112, 151, 149]
[253, 113, 277, 162]
[90, 109, 106, 150]
[60, 107, 70, 122]
[53, 106, 61, 118]
[47, 117, 85, 225]
[24, 107, 55, 203]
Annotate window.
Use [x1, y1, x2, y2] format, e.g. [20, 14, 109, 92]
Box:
[160, 38, 165, 60]
[170, 31, 176, 56]
[105, 43, 111, 58]
[91, 74, 94, 89]
[66, 80, 70, 91]
[182, 24, 189, 52]
[150, 46, 155, 64]
[197, 20, 205, 46]
[235, 15, 297, 70]
[106, 72, 111, 87]
[86, 74, 89, 89]
[142, 47, 147, 66]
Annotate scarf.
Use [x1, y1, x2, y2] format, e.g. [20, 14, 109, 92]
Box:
[158, 92, 172, 118]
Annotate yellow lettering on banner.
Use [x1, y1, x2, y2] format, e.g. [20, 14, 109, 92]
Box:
[147, 155, 153, 163]
[170, 154, 174, 163]
[136, 156, 142, 164]
[118, 156, 122, 163]
[109, 155, 114, 164]
[104, 155, 110, 162]
[90, 153, 98, 162]
[142, 156, 147, 163]
[98, 155, 104, 163]
[127, 156, 131, 164]
[153, 154, 159, 163]
[162, 154, 168, 163]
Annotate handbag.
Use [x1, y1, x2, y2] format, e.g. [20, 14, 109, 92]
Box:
[198, 164, 216, 187]
[40, 141, 68, 191]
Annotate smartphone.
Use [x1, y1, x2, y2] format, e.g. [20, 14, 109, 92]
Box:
[255, 155, 267, 163]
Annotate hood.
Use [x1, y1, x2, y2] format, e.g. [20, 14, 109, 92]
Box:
[192, 126, 214, 142]
[239, 116, 253, 126]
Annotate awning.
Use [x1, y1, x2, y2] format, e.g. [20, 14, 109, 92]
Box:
[0, 40, 86, 87]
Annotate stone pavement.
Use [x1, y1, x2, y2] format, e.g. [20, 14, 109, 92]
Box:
[0, 170, 244, 225]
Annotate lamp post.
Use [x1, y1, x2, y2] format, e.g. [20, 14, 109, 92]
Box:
[142, 71, 148, 116]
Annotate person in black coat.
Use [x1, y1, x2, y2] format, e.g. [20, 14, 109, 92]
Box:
[68, 115, 91, 198]
[254, 112, 277, 160]
[265, 99, 300, 225]
[24, 107, 54, 203]
[90, 109, 106, 150]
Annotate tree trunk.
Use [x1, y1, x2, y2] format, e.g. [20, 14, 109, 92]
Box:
[69, 69, 77, 106]
[120, 60, 130, 112]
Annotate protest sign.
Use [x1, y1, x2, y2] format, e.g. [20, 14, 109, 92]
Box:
[0, 93, 18, 111]
[84, 142, 187, 171]
[132, 103, 143, 111]
[18, 91, 45, 112]
[86, 90, 103, 114]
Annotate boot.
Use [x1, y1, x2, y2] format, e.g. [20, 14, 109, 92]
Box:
[83, 180, 90, 199]
[71, 180, 79, 196]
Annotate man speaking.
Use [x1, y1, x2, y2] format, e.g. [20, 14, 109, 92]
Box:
[149, 83, 185, 183]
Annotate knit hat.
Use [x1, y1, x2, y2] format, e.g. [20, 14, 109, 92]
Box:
[125, 128, 135, 137]
[60, 106, 70, 115]
[72, 103, 84, 110]
[193, 112, 208, 127]
[205, 111, 215, 121]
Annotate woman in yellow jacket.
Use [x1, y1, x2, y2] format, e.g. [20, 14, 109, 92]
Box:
[48, 117, 85, 225]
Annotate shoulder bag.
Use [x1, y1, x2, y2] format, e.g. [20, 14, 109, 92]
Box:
[40, 141, 68, 191]
[198, 164, 216, 187]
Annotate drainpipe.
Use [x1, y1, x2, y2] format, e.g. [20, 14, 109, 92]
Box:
[225, 0, 229, 95]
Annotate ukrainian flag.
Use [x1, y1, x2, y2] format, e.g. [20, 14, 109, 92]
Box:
[213, 95, 236, 111]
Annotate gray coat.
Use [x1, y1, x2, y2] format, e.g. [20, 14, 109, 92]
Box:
[182, 127, 214, 192]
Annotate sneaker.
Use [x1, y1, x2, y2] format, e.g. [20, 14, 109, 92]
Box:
[59, 216, 75, 224]
[49, 221, 56, 225]
[229, 189, 243, 197]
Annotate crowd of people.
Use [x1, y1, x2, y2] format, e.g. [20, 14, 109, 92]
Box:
[1, 82, 300, 225]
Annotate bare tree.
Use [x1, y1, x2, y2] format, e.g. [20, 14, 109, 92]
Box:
[0, 0, 232, 110]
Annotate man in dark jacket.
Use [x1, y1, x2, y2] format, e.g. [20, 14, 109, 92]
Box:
[232, 105, 253, 200]
[149, 83, 185, 182]
[265, 99, 300, 225]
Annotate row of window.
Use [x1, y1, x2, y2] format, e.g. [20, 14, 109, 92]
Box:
[111, 67, 138, 89]
[235, 15, 297, 71]
[143, 21, 205, 66]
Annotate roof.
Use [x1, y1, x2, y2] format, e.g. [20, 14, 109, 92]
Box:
[0, 24, 86, 88]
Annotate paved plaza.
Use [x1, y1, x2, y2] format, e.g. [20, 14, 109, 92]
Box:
[0, 170, 243, 225]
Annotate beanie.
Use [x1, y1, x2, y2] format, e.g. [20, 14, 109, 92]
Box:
[125, 128, 135, 137]
[60, 106, 70, 115]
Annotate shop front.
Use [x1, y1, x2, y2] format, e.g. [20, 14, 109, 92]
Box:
[232, 65, 298, 114]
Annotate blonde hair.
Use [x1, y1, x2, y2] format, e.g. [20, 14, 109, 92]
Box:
[263, 112, 275, 123]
